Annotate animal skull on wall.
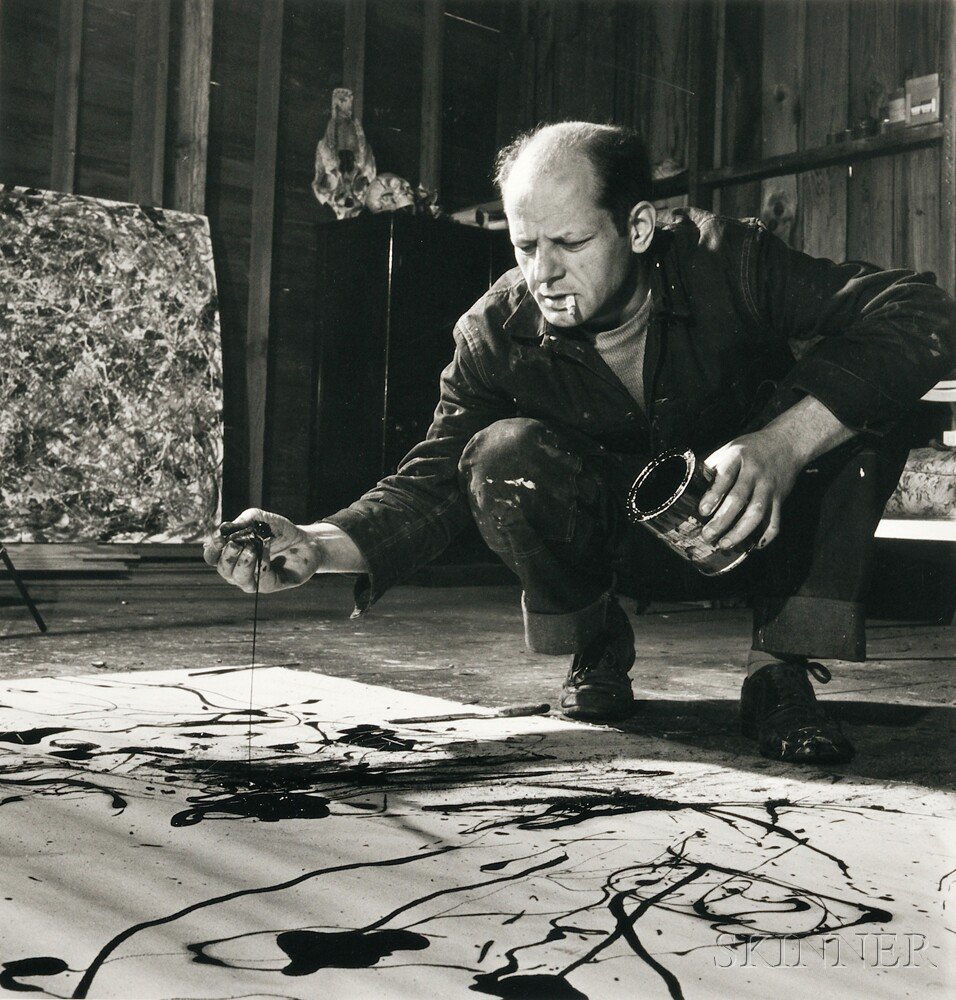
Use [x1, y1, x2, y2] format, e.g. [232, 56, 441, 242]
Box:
[365, 173, 416, 214]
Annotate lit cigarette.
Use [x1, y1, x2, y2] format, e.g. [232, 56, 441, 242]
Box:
[564, 295, 576, 321]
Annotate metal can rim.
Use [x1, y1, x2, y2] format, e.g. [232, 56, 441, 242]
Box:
[625, 448, 696, 523]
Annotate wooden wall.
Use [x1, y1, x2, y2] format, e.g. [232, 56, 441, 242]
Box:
[0, 0, 951, 526]
[727, 0, 949, 280]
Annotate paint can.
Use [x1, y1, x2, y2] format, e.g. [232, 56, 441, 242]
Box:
[625, 449, 753, 576]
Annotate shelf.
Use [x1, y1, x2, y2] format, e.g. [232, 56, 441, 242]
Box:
[876, 517, 956, 542]
[651, 122, 944, 199]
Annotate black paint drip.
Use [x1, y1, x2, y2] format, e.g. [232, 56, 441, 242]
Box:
[471, 972, 588, 999]
[277, 929, 429, 975]
[170, 790, 331, 826]
[0, 728, 69, 745]
[334, 725, 418, 752]
[0, 956, 69, 992]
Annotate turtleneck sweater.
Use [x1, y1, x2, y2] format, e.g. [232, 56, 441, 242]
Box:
[590, 289, 653, 411]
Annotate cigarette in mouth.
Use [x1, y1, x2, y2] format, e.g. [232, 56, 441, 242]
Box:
[564, 295, 576, 321]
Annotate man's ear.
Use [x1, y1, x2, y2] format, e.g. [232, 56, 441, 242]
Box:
[628, 202, 656, 253]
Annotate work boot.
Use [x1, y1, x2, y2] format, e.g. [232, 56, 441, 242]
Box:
[560, 599, 635, 722]
[740, 661, 854, 764]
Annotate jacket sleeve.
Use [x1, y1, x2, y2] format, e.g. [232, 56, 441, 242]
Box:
[321, 317, 514, 612]
[750, 222, 956, 433]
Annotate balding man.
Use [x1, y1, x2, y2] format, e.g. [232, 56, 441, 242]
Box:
[206, 122, 954, 765]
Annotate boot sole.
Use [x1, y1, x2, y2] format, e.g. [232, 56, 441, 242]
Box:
[560, 696, 635, 723]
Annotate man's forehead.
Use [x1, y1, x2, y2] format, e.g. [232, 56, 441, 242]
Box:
[503, 151, 603, 224]
[507, 145, 596, 193]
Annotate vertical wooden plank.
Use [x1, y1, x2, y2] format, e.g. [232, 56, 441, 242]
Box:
[686, 0, 717, 210]
[171, 0, 213, 215]
[51, 0, 83, 193]
[895, 0, 942, 277]
[581, 0, 615, 122]
[551, 1, 584, 120]
[129, 0, 170, 206]
[641, 0, 689, 177]
[711, 0, 726, 170]
[847, 0, 896, 266]
[343, 0, 366, 122]
[496, 0, 537, 146]
[800, 0, 848, 261]
[420, 0, 442, 191]
[940, 0, 956, 295]
[718, 0, 763, 218]
[759, 0, 805, 247]
[612, 0, 640, 130]
[246, 0, 284, 509]
[534, 1, 556, 123]
[0, 0, 4, 167]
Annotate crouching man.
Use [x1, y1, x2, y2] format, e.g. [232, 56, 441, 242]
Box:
[206, 122, 955, 765]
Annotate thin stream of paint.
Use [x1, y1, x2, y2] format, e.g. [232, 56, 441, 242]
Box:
[247, 543, 262, 779]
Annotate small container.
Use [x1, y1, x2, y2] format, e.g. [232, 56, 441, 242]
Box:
[625, 449, 753, 576]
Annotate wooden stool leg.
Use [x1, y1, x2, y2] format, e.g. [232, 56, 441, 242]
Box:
[0, 546, 47, 633]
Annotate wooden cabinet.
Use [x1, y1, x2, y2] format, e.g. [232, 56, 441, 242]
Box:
[312, 213, 512, 519]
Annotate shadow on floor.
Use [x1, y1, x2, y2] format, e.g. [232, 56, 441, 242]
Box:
[607, 696, 954, 789]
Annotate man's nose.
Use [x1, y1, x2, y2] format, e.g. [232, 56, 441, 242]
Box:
[533, 246, 564, 286]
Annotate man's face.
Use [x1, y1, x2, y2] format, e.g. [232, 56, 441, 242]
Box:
[503, 155, 634, 329]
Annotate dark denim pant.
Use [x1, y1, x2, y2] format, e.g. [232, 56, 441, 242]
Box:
[457, 417, 910, 662]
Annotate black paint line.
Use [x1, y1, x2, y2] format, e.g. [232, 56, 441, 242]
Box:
[610, 892, 687, 1000]
[70, 846, 457, 999]
[363, 854, 570, 935]
[393, 854, 575, 938]
[0, 774, 127, 812]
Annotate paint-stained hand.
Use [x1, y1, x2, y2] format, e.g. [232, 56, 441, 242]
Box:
[697, 396, 856, 551]
[203, 508, 323, 594]
[697, 428, 802, 552]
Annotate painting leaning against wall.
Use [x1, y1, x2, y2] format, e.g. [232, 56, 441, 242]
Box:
[0, 186, 223, 543]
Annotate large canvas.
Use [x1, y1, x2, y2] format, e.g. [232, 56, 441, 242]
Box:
[0, 666, 949, 998]
[0, 186, 222, 543]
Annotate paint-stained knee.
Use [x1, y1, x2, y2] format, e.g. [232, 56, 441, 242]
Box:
[458, 418, 562, 489]
[458, 419, 580, 544]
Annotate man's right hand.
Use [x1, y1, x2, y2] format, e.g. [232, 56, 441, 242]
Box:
[203, 508, 368, 594]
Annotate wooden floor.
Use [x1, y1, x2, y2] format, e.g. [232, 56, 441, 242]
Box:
[2, 569, 953, 788]
[1, 569, 954, 997]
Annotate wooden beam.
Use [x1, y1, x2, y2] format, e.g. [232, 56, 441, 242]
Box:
[760, 0, 805, 247]
[940, 0, 956, 296]
[711, 0, 726, 171]
[0, 0, 4, 168]
[801, 0, 849, 262]
[686, 0, 718, 209]
[343, 0, 366, 121]
[129, 0, 170, 206]
[847, 0, 896, 267]
[419, 1, 443, 192]
[246, 0, 284, 508]
[51, 0, 83, 193]
[171, 0, 213, 215]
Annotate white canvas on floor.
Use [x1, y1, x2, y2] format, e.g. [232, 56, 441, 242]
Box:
[0, 666, 951, 998]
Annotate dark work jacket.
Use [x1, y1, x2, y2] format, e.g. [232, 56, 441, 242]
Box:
[325, 208, 956, 612]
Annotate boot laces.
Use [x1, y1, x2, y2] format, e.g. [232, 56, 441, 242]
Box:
[765, 661, 830, 718]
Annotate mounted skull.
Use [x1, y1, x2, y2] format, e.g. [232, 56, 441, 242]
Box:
[365, 173, 416, 214]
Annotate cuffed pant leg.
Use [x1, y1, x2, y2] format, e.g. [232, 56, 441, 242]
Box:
[752, 430, 911, 661]
[458, 418, 637, 654]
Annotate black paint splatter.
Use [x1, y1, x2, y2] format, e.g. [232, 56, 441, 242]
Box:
[170, 790, 331, 826]
[0, 956, 69, 992]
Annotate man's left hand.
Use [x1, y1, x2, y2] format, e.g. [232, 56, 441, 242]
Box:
[697, 395, 857, 551]
[698, 427, 801, 551]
